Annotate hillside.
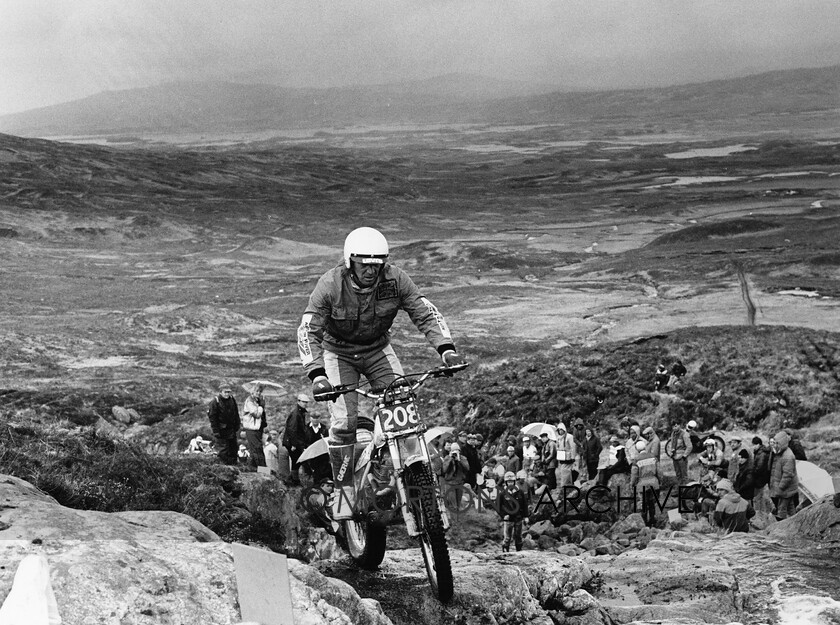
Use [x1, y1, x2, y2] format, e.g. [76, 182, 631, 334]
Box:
[1, 64, 838, 137]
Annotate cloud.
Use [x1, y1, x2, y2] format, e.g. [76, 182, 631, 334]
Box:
[1, 0, 839, 115]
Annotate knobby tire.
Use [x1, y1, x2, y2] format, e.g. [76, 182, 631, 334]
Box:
[405, 463, 454, 603]
[343, 491, 387, 570]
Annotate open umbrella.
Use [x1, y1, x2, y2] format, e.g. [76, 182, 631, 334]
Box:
[796, 460, 835, 503]
[242, 380, 287, 398]
[424, 426, 454, 445]
[520, 422, 558, 441]
[297, 438, 328, 464]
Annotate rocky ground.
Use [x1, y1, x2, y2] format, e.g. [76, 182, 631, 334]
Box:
[2, 121, 840, 623]
[4, 471, 839, 624]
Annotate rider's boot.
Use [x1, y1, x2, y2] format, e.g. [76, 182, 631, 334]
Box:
[329, 444, 357, 520]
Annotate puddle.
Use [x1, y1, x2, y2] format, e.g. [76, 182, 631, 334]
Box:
[665, 144, 757, 159]
[62, 356, 135, 369]
[645, 176, 742, 189]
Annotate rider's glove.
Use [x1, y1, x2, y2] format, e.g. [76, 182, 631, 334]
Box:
[441, 350, 466, 368]
[312, 376, 336, 401]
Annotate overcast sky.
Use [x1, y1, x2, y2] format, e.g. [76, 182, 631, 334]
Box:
[1, 0, 839, 116]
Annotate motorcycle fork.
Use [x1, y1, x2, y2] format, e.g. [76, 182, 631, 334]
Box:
[388, 434, 451, 535]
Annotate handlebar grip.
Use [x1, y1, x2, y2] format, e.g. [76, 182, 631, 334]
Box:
[313, 391, 341, 402]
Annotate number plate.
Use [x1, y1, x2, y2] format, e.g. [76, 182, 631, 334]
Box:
[378, 400, 419, 433]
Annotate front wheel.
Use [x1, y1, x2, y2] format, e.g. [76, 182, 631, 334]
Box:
[342, 515, 387, 570]
[404, 464, 454, 602]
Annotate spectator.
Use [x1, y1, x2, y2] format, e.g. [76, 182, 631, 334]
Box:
[306, 477, 340, 534]
[671, 359, 687, 380]
[242, 385, 268, 468]
[686, 420, 702, 453]
[496, 471, 529, 552]
[642, 426, 661, 463]
[238, 444, 250, 464]
[300, 411, 329, 482]
[282, 392, 312, 484]
[668, 422, 693, 485]
[263, 432, 280, 475]
[582, 428, 602, 481]
[463, 433, 482, 491]
[630, 440, 660, 527]
[540, 432, 558, 490]
[769, 431, 799, 520]
[751, 436, 772, 514]
[625, 425, 644, 464]
[555, 423, 578, 488]
[696, 469, 722, 523]
[506, 435, 523, 462]
[442, 442, 471, 512]
[207, 382, 240, 465]
[598, 436, 629, 486]
[725, 436, 746, 481]
[185, 435, 212, 454]
[572, 418, 587, 477]
[698, 438, 725, 477]
[713, 479, 754, 533]
[503, 445, 522, 474]
[733, 448, 755, 502]
[522, 436, 540, 474]
[784, 429, 808, 461]
[654, 363, 670, 391]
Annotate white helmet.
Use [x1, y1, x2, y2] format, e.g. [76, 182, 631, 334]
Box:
[344, 227, 389, 268]
[504, 471, 516, 481]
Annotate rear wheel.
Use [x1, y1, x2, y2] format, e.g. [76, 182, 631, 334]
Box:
[404, 464, 454, 602]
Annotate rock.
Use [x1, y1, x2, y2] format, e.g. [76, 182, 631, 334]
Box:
[316, 550, 602, 625]
[766, 497, 840, 542]
[126, 408, 141, 422]
[529, 519, 556, 537]
[568, 525, 584, 544]
[609, 513, 646, 536]
[522, 536, 538, 550]
[561, 589, 601, 613]
[112, 405, 132, 424]
[580, 521, 601, 538]
[588, 536, 740, 624]
[556, 545, 578, 556]
[537, 534, 559, 550]
[0, 473, 391, 625]
[94, 416, 122, 438]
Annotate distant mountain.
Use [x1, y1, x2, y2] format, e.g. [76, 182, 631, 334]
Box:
[1, 65, 838, 137]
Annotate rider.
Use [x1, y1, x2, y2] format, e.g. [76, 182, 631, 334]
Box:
[298, 226, 466, 519]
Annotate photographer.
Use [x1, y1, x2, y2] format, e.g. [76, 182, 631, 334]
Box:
[442, 442, 471, 512]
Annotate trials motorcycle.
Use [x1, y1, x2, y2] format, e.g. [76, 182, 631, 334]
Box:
[314, 363, 468, 603]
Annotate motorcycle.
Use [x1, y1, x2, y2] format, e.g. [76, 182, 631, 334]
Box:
[314, 362, 468, 603]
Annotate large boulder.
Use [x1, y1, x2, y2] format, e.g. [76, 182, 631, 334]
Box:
[765, 497, 840, 542]
[0, 474, 391, 625]
[587, 534, 743, 624]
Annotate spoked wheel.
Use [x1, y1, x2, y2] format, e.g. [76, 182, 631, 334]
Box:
[404, 464, 454, 603]
[342, 490, 387, 570]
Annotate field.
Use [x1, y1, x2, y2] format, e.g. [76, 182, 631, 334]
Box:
[1, 119, 839, 454]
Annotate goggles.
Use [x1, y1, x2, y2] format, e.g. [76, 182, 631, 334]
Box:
[350, 255, 386, 265]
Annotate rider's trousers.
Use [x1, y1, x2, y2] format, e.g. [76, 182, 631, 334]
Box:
[323, 343, 404, 445]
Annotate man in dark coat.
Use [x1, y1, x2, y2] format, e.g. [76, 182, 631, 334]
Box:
[462, 433, 481, 490]
[207, 382, 240, 465]
[283, 392, 312, 483]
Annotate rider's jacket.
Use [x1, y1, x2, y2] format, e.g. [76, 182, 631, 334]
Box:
[298, 263, 454, 379]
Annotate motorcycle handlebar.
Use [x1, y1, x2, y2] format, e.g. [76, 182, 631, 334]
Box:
[312, 362, 469, 402]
